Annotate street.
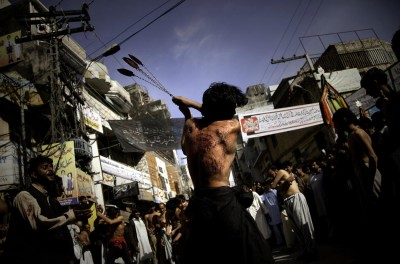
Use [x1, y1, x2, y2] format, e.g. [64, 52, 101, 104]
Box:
[272, 241, 357, 264]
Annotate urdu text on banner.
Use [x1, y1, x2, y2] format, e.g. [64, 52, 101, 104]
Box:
[238, 103, 324, 142]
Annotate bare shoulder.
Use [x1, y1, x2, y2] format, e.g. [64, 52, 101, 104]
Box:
[351, 127, 371, 142]
[212, 119, 240, 131]
[276, 169, 288, 178]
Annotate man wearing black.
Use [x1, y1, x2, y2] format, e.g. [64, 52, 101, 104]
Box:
[3, 155, 91, 264]
[172, 82, 275, 264]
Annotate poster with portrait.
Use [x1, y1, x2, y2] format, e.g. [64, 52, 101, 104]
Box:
[41, 141, 79, 206]
[76, 168, 94, 198]
[0, 30, 24, 68]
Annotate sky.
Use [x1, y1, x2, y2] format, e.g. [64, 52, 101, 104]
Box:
[37, 0, 399, 118]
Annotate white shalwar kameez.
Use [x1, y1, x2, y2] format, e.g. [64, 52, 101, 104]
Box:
[133, 217, 154, 262]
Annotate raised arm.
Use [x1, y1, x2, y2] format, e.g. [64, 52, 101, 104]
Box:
[96, 211, 124, 225]
[270, 170, 294, 190]
[172, 96, 202, 120]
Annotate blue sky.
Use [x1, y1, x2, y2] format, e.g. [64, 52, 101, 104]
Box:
[39, 0, 399, 118]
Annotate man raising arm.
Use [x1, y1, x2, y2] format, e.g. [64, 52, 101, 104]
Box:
[172, 82, 274, 264]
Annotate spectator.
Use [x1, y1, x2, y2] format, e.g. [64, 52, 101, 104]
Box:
[260, 179, 284, 247]
[3, 155, 91, 264]
[246, 188, 272, 246]
[268, 164, 318, 262]
[332, 107, 383, 262]
[125, 209, 153, 264]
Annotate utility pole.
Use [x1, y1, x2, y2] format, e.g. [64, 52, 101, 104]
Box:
[15, 4, 94, 187]
[271, 53, 315, 72]
[271, 53, 320, 93]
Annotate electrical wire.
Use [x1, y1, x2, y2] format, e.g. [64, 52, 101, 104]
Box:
[281, 0, 312, 57]
[98, 142, 121, 151]
[118, 0, 186, 47]
[269, 0, 312, 84]
[87, 0, 175, 58]
[277, 0, 324, 82]
[260, 0, 305, 85]
[298, 0, 324, 54]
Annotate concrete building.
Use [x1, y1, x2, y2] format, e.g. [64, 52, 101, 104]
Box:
[0, 0, 189, 211]
[232, 33, 397, 184]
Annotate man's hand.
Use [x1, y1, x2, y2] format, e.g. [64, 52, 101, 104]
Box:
[73, 208, 92, 219]
[172, 96, 202, 112]
[172, 96, 185, 107]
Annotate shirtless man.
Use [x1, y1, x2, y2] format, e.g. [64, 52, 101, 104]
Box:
[332, 107, 385, 262]
[268, 165, 317, 262]
[360, 67, 399, 204]
[97, 205, 131, 264]
[172, 82, 274, 264]
[144, 202, 160, 264]
[332, 108, 381, 209]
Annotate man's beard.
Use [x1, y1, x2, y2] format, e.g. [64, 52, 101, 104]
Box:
[36, 174, 64, 198]
[48, 176, 64, 198]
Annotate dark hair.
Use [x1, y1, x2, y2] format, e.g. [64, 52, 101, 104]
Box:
[201, 82, 248, 121]
[361, 67, 388, 87]
[105, 205, 120, 219]
[129, 209, 139, 221]
[360, 67, 388, 98]
[176, 194, 186, 201]
[28, 155, 53, 175]
[264, 177, 274, 186]
[371, 111, 385, 131]
[268, 164, 278, 171]
[282, 160, 292, 168]
[358, 117, 373, 131]
[292, 163, 302, 171]
[166, 197, 181, 211]
[332, 108, 358, 128]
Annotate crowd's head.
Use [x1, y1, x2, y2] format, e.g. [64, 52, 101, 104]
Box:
[360, 67, 389, 98]
[332, 107, 358, 132]
[105, 205, 120, 219]
[28, 155, 64, 197]
[28, 155, 54, 179]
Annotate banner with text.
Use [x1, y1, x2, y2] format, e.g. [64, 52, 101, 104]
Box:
[238, 103, 323, 141]
[100, 155, 145, 184]
[109, 118, 185, 152]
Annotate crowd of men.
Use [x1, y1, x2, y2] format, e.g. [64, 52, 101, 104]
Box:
[0, 30, 399, 262]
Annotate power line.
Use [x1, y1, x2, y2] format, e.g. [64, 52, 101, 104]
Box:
[87, 0, 175, 58]
[269, 0, 318, 85]
[260, 0, 305, 85]
[118, 0, 186, 47]
[276, 0, 324, 82]
[281, 0, 312, 57]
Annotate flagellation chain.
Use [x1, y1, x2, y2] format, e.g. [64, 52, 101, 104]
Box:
[118, 54, 173, 97]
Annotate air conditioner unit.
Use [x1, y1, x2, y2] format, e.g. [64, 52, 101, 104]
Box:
[73, 138, 93, 161]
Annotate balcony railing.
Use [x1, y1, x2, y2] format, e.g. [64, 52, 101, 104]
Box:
[309, 48, 394, 72]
